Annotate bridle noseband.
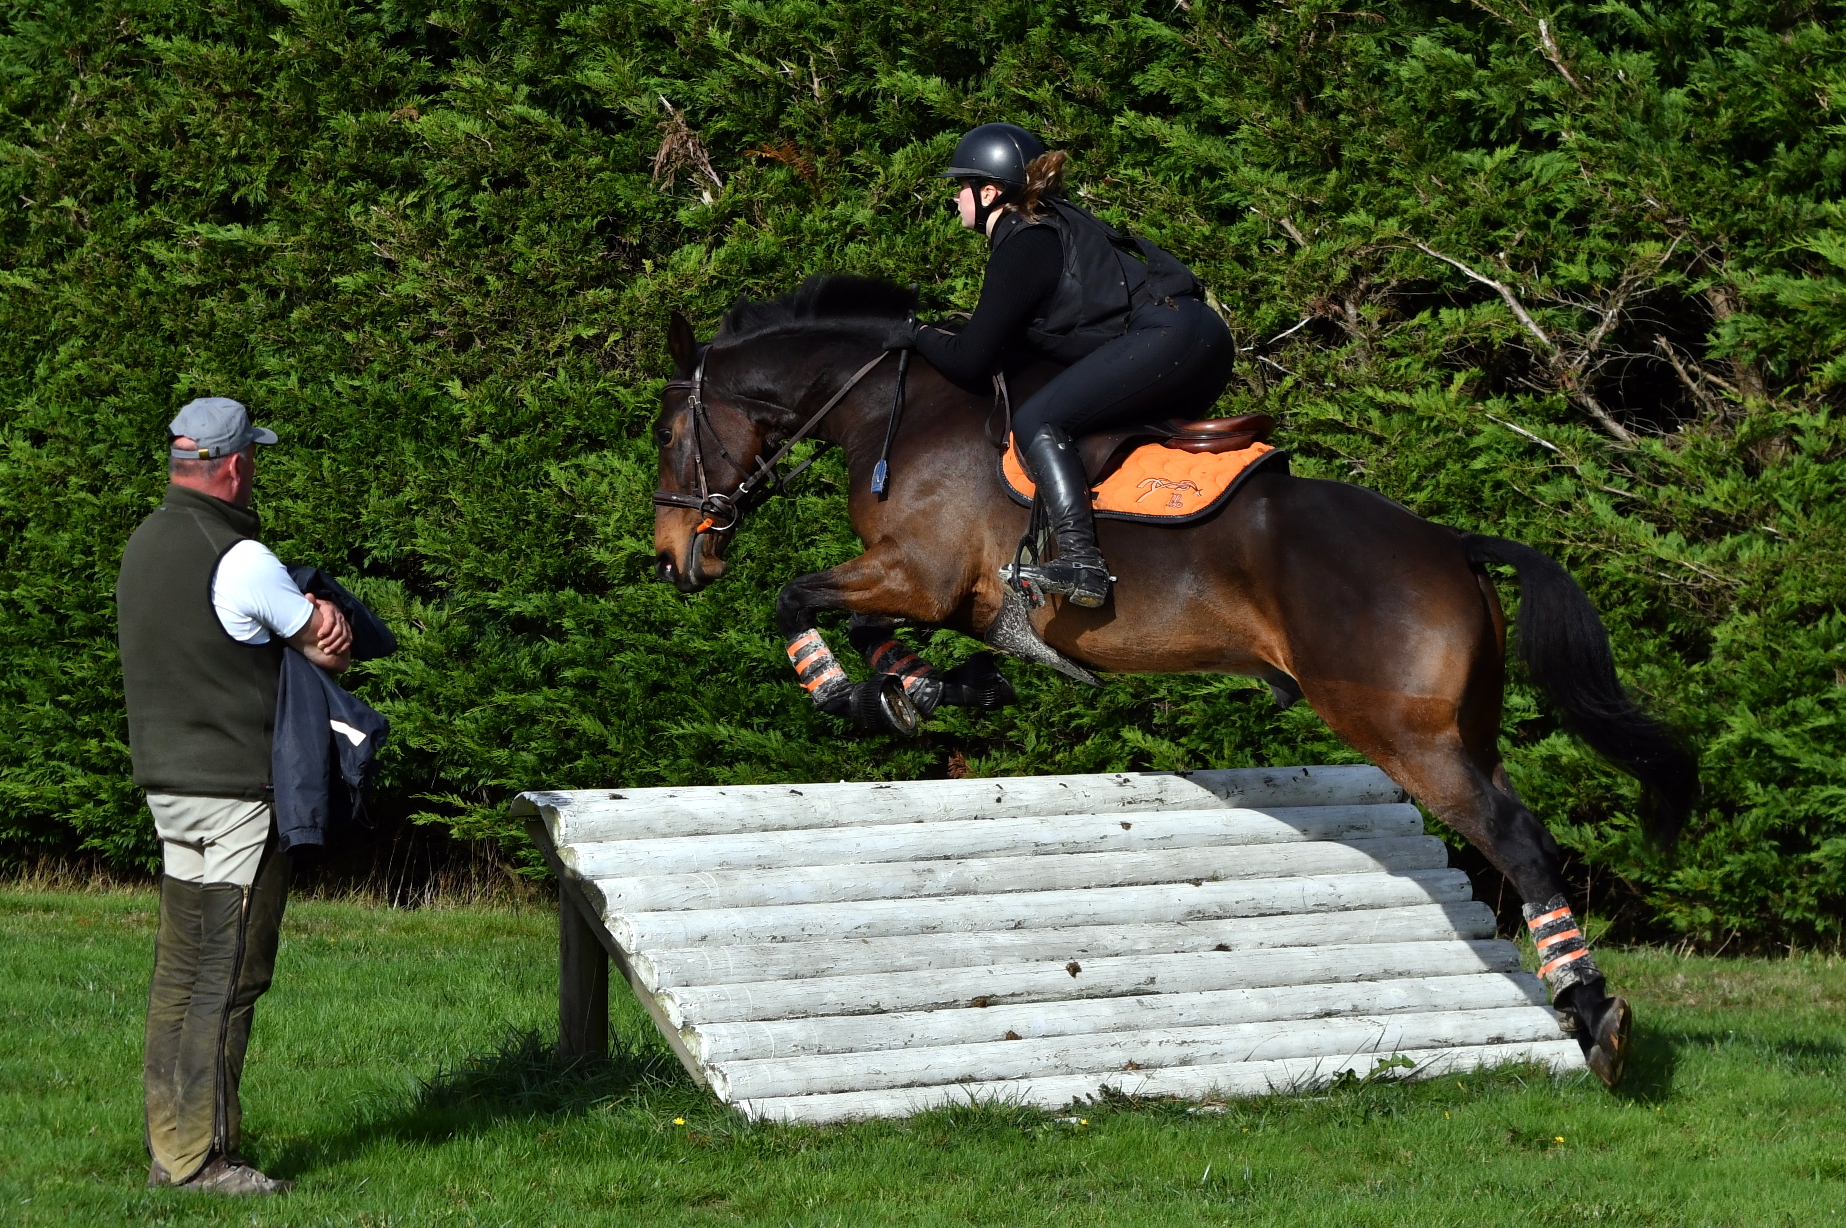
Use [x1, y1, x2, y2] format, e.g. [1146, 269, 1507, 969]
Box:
[652, 346, 893, 536]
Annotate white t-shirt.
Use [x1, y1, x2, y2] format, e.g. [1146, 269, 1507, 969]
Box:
[212, 539, 315, 645]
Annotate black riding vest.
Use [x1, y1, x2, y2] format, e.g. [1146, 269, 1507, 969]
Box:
[991, 197, 1203, 365]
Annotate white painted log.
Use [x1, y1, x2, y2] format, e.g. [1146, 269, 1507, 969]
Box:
[692, 970, 1547, 1064]
[606, 868, 1475, 950]
[709, 1005, 1568, 1100]
[562, 804, 1422, 880]
[634, 901, 1493, 990]
[734, 1040, 1586, 1123]
[593, 836, 1448, 915]
[517, 765, 1406, 846]
[660, 939, 1520, 1027]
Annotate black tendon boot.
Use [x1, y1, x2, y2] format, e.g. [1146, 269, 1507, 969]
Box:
[1524, 894, 1631, 1087]
[1001, 425, 1112, 608]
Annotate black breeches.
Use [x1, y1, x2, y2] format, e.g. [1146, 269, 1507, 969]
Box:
[1012, 296, 1236, 443]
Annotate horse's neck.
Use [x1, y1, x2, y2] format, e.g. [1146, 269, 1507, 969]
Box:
[814, 363, 996, 469]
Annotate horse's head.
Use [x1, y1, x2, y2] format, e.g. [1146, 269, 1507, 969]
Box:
[652, 278, 920, 593]
[652, 312, 789, 593]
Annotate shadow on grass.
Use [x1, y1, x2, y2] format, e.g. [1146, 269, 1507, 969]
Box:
[267, 1028, 696, 1178]
[1609, 1018, 1682, 1104]
[399, 1027, 690, 1127]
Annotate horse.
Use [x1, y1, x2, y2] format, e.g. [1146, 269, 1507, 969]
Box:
[650, 275, 1697, 1088]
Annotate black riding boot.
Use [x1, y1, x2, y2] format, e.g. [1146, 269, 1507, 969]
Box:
[1001, 425, 1111, 608]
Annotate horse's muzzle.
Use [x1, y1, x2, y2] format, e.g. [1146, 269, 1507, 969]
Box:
[655, 527, 728, 593]
[655, 550, 706, 593]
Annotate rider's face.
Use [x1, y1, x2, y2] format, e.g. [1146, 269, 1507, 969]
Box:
[955, 182, 1003, 231]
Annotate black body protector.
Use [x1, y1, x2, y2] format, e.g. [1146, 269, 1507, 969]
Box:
[939, 124, 1207, 609]
[995, 198, 1201, 365]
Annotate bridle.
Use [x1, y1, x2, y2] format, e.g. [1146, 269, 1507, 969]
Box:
[652, 345, 893, 535]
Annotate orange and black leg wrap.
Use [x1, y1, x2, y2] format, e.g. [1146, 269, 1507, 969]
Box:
[847, 618, 1015, 714]
[786, 629, 854, 715]
[859, 638, 943, 716]
[1523, 894, 1602, 997]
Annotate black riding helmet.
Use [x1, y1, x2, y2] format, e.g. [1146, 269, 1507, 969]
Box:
[939, 122, 1047, 229]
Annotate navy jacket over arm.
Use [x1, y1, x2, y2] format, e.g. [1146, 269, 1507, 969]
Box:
[272, 567, 394, 852]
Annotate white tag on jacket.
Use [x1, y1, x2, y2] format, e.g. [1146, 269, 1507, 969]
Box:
[329, 719, 366, 747]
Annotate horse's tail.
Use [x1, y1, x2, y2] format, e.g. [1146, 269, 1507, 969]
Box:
[1462, 532, 1698, 849]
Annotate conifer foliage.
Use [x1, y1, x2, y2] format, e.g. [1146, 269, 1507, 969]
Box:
[0, 0, 1840, 944]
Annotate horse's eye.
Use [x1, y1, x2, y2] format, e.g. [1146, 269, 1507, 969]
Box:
[654, 427, 674, 447]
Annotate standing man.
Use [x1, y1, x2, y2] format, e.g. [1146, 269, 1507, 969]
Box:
[117, 397, 351, 1196]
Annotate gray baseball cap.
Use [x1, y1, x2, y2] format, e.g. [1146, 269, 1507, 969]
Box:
[167, 397, 278, 459]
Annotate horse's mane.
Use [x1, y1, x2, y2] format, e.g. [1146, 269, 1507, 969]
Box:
[717, 275, 913, 344]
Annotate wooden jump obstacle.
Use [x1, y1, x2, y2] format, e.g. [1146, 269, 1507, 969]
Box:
[515, 766, 1583, 1123]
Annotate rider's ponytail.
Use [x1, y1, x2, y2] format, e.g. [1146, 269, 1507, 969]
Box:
[1015, 151, 1067, 218]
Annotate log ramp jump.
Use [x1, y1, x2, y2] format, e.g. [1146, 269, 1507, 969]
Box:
[514, 766, 1583, 1124]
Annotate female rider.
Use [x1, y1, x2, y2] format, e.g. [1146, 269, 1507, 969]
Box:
[901, 123, 1236, 608]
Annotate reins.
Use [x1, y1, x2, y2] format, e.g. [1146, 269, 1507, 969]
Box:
[653, 347, 893, 535]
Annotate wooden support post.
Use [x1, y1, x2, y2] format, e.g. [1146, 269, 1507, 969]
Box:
[528, 817, 710, 1087]
[558, 877, 609, 1061]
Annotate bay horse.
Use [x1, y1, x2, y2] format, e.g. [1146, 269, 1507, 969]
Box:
[650, 276, 1697, 1088]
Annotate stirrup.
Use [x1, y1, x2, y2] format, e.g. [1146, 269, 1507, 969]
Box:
[999, 553, 1113, 609]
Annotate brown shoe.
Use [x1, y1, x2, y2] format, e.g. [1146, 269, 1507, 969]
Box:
[147, 1160, 171, 1188]
[179, 1155, 294, 1196]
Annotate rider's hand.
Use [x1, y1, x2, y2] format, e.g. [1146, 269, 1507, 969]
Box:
[880, 319, 918, 352]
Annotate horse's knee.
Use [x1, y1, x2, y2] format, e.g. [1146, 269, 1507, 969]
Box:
[774, 580, 822, 638]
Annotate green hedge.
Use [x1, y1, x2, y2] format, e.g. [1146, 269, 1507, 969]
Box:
[1, 0, 1841, 944]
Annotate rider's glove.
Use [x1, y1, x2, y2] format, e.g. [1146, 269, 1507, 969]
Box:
[880, 318, 919, 352]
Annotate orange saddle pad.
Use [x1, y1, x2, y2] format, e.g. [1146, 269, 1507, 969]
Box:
[1001, 437, 1283, 524]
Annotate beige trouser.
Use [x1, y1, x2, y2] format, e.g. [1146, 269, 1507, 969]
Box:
[143, 795, 289, 1182]
[146, 794, 273, 887]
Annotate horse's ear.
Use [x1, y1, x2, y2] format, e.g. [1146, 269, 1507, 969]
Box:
[667, 311, 698, 379]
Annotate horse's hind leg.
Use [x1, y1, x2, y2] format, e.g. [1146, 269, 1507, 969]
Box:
[1314, 695, 1632, 1086]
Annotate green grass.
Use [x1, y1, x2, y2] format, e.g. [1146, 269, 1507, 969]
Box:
[1, 888, 1841, 1226]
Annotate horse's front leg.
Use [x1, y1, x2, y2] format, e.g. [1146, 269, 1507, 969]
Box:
[774, 547, 1009, 728]
[846, 615, 1017, 714]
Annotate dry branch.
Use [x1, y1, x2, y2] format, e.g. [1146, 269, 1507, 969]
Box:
[652, 96, 723, 191]
[1653, 335, 1727, 418]
[1412, 242, 1638, 445]
[1537, 20, 1587, 94]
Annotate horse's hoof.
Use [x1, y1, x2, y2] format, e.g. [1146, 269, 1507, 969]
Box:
[1584, 996, 1631, 1088]
[940, 653, 1018, 710]
[851, 675, 919, 737]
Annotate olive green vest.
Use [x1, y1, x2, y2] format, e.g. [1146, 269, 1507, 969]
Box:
[117, 485, 283, 798]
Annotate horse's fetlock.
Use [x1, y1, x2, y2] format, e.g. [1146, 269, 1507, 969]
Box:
[813, 686, 854, 717]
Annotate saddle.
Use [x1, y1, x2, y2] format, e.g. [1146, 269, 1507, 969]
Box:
[1076, 413, 1276, 485]
[1000, 410, 1284, 524]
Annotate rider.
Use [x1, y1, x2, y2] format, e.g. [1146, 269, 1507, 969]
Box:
[903, 123, 1236, 608]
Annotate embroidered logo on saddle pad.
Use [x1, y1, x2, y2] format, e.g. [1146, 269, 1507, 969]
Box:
[1001, 437, 1284, 525]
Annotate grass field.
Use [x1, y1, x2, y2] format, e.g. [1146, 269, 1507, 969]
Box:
[1, 887, 1841, 1227]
